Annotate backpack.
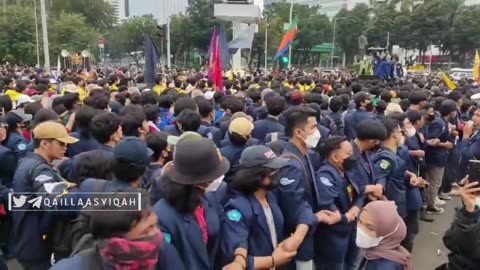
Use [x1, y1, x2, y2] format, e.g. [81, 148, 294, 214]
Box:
[52, 179, 109, 260]
[324, 114, 345, 136]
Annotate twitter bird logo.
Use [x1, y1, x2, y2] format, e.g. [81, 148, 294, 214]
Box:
[12, 195, 27, 208]
[28, 196, 42, 209]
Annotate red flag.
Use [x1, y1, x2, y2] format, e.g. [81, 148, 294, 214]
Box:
[208, 27, 224, 93]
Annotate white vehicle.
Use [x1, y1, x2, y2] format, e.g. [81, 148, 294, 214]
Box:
[449, 68, 473, 80]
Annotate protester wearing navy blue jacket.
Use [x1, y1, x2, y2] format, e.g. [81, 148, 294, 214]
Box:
[275, 106, 322, 269]
[424, 100, 456, 214]
[196, 97, 223, 147]
[221, 145, 294, 269]
[11, 121, 79, 270]
[252, 95, 285, 142]
[152, 138, 230, 270]
[350, 120, 387, 198]
[357, 201, 413, 270]
[458, 109, 480, 179]
[220, 117, 254, 167]
[372, 118, 426, 220]
[66, 106, 99, 158]
[143, 132, 171, 191]
[52, 191, 184, 270]
[0, 117, 17, 188]
[344, 92, 374, 140]
[314, 137, 364, 270]
[3, 110, 30, 160]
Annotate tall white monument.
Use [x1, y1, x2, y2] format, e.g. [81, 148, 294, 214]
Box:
[214, 0, 262, 69]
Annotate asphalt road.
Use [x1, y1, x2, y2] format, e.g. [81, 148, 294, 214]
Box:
[412, 197, 459, 270]
[7, 198, 460, 270]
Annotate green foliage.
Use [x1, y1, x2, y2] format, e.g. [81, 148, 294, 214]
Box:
[107, 15, 159, 61]
[49, 0, 116, 30]
[0, 4, 37, 65]
[49, 13, 99, 58]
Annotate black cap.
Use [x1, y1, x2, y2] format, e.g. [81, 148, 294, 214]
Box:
[113, 137, 153, 166]
[168, 138, 230, 185]
[6, 110, 32, 127]
[239, 145, 289, 169]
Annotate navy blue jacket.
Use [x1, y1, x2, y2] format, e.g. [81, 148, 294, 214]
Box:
[66, 131, 100, 158]
[276, 142, 318, 261]
[4, 131, 27, 161]
[364, 258, 403, 270]
[425, 116, 450, 167]
[344, 109, 372, 140]
[458, 131, 480, 179]
[0, 145, 17, 187]
[372, 148, 408, 218]
[252, 117, 284, 143]
[11, 153, 78, 262]
[51, 242, 185, 270]
[220, 133, 260, 148]
[318, 124, 331, 141]
[220, 192, 284, 269]
[220, 143, 247, 168]
[198, 121, 222, 147]
[314, 162, 360, 263]
[142, 164, 162, 191]
[350, 141, 374, 191]
[162, 125, 214, 143]
[152, 193, 223, 270]
[397, 146, 422, 212]
[251, 106, 267, 121]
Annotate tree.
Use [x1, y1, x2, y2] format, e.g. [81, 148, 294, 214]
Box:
[0, 4, 36, 65]
[49, 13, 99, 62]
[335, 4, 371, 62]
[107, 15, 159, 64]
[50, 0, 116, 30]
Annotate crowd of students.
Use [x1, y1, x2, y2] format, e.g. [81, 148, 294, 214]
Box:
[0, 68, 479, 270]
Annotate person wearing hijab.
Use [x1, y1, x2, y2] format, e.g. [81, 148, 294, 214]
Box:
[356, 200, 413, 270]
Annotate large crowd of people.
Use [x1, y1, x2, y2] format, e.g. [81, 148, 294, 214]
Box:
[0, 66, 479, 270]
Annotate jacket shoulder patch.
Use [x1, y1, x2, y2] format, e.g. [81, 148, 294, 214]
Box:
[280, 177, 295, 186]
[320, 177, 333, 187]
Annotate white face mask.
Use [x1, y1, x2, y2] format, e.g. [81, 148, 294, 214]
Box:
[397, 135, 405, 147]
[406, 127, 416, 138]
[205, 175, 224, 192]
[304, 128, 321, 149]
[356, 223, 400, 249]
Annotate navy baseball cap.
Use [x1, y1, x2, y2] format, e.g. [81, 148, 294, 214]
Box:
[113, 137, 153, 166]
[239, 145, 289, 169]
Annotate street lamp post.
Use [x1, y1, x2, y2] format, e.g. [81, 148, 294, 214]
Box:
[264, 23, 268, 73]
[33, 0, 40, 68]
[288, 0, 294, 69]
[331, 17, 346, 70]
[40, 0, 50, 73]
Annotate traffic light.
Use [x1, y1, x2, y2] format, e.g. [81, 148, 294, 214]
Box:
[281, 56, 289, 64]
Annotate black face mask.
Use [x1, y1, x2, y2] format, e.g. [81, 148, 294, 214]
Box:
[426, 114, 435, 121]
[263, 173, 280, 190]
[342, 156, 358, 171]
[163, 151, 174, 164]
[365, 102, 374, 112]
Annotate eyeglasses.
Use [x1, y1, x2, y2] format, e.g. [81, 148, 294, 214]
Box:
[0, 124, 7, 129]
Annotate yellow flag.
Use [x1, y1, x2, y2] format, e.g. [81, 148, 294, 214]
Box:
[441, 72, 457, 90]
[474, 49, 480, 82]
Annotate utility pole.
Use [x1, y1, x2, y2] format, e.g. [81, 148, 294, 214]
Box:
[34, 0, 40, 68]
[264, 23, 268, 73]
[331, 17, 346, 69]
[3, 0, 6, 14]
[288, 0, 293, 69]
[40, 0, 50, 73]
[166, 19, 171, 69]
